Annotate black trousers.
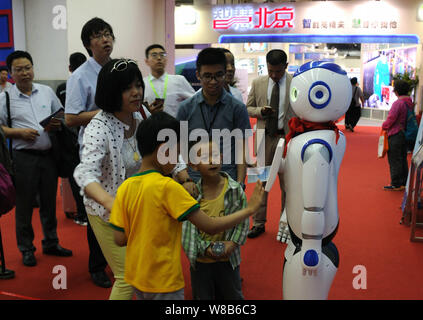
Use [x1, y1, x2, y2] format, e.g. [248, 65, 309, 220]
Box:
[190, 262, 244, 300]
[345, 106, 361, 128]
[387, 131, 408, 187]
[13, 150, 59, 253]
[68, 168, 107, 274]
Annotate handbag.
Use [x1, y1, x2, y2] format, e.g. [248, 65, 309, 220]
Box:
[378, 129, 389, 158]
[0, 94, 15, 215]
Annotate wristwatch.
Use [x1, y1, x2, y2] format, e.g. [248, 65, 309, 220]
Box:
[211, 242, 225, 256]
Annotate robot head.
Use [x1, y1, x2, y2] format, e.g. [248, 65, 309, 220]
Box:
[290, 61, 352, 122]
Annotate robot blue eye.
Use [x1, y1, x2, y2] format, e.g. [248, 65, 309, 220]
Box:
[308, 81, 332, 109]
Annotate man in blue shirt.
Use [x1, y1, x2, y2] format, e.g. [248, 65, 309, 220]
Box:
[177, 48, 251, 185]
[64, 17, 114, 288]
[0, 51, 72, 267]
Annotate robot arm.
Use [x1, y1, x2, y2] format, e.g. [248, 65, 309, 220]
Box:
[300, 140, 331, 275]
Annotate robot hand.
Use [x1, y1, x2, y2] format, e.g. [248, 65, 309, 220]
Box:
[300, 239, 322, 276]
[277, 210, 291, 243]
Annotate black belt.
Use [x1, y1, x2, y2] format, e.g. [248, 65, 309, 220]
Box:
[16, 148, 51, 156]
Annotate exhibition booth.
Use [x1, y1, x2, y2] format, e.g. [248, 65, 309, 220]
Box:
[175, 0, 423, 120]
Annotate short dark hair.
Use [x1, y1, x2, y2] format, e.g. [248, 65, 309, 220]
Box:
[350, 77, 358, 85]
[196, 47, 227, 72]
[220, 48, 234, 65]
[95, 59, 144, 113]
[81, 17, 114, 57]
[69, 52, 87, 72]
[394, 79, 411, 96]
[145, 44, 165, 58]
[266, 49, 287, 66]
[136, 111, 180, 157]
[0, 66, 7, 72]
[6, 50, 33, 71]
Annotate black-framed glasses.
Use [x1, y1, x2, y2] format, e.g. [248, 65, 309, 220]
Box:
[200, 72, 226, 83]
[150, 52, 167, 59]
[111, 59, 137, 73]
[91, 31, 113, 40]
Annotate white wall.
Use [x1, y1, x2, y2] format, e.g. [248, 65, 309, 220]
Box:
[66, 0, 166, 78]
[24, 0, 68, 81]
[12, 0, 26, 51]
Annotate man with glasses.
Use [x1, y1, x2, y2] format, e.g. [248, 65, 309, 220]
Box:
[144, 44, 195, 118]
[0, 51, 72, 267]
[64, 17, 114, 289]
[177, 47, 251, 185]
[246, 49, 296, 239]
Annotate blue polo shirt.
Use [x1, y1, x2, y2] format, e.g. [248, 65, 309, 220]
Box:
[0, 83, 63, 151]
[176, 88, 251, 182]
[65, 57, 102, 147]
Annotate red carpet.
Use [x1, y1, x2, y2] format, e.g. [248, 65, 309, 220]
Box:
[1, 125, 423, 300]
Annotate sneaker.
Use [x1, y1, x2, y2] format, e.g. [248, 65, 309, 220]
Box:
[383, 185, 405, 191]
[74, 216, 88, 226]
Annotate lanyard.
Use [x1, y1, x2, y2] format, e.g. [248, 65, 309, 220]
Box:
[149, 74, 168, 100]
[200, 102, 221, 135]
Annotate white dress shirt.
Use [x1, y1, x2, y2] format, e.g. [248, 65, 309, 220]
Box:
[0, 82, 12, 93]
[267, 73, 287, 130]
[229, 85, 244, 103]
[143, 73, 195, 118]
[0, 83, 63, 150]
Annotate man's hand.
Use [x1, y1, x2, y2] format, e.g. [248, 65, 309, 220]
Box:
[44, 118, 62, 132]
[20, 128, 40, 141]
[261, 106, 274, 116]
[145, 99, 164, 114]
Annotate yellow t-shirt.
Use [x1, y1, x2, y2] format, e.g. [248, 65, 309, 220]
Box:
[197, 177, 228, 264]
[109, 170, 199, 293]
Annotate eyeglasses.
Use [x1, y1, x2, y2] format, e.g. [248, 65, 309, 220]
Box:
[91, 31, 113, 40]
[12, 65, 32, 74]
[200, 72, 226, 83]
[111, 59, 137, 73]
[149, 52, 167, 59]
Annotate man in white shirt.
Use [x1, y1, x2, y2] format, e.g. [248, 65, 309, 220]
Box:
[143, 44, 195, 118]
[246, 49, 296, 238]
[221, 48, 244, 103]
[0, 66, 12, 93]
[0, 51, 72, 267]
[64, 17, 114, 289]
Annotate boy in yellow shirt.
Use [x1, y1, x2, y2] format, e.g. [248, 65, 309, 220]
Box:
[109, 112, 264, 300]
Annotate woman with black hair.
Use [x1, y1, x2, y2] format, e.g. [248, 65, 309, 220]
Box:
[74, 58, 150, 299]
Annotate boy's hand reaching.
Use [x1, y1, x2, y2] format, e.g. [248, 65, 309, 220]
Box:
[247, 180, 265, 213]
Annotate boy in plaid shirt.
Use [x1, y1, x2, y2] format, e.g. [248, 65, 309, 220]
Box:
[182, 139, 249, 300]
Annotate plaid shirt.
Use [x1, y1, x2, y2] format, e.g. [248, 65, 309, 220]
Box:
[182, 172, 249, 270]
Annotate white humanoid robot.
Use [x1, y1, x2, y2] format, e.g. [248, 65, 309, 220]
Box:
[266, 61, 352, 299]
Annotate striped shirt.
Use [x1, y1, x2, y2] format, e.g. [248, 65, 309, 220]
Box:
[182, 171, 249, 270]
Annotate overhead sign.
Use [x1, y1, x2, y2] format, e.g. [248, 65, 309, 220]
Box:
[212, 5, 295, 31]
[212, 2, 401, 35]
